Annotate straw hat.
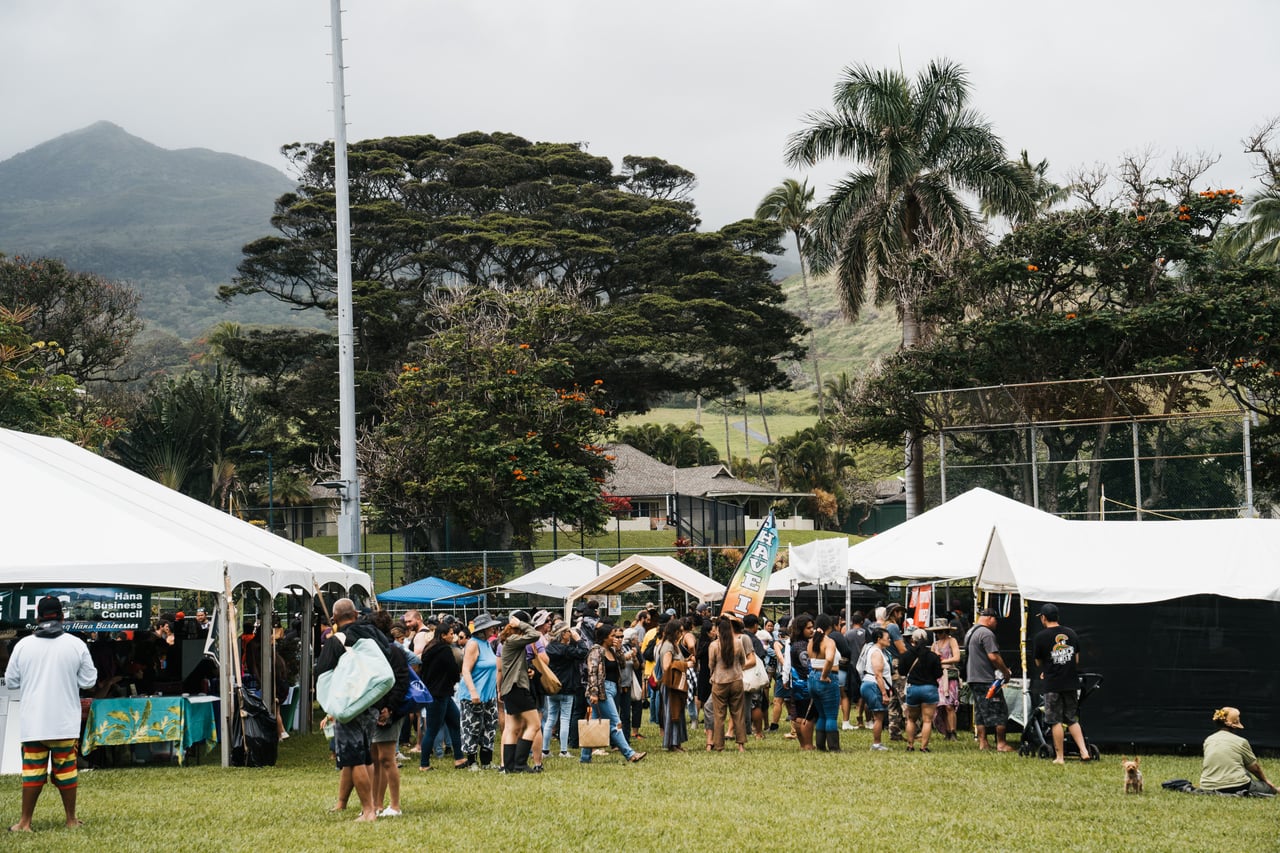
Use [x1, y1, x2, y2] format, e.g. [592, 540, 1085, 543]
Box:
[1213, 707, 1244, 729]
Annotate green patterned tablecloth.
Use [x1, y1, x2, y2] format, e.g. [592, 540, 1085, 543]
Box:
[82, 696, 218, 764]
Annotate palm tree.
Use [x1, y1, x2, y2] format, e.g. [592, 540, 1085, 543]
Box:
[1223, 190, 1280, 262]
[982, 150, 1069, 226]
[786, 58, 1033, 516]
[757, 178, 825, 415]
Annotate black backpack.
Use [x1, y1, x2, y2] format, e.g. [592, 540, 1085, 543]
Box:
[643, 632, 658, 663]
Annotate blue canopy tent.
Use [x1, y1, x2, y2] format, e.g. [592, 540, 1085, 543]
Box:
[379, 576, 484, 607]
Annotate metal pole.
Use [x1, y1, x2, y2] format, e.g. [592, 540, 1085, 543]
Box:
[1243, 414, 1255, 517]
[259, 588, 274, 713]
[217, 585, 233, 767]
[267, 453, 274, 534]
[938, 431, 947, 503]
[330, 0, 361, 568]
[1131, 421, 1142, 520]
[1029, 425, 1039, 509]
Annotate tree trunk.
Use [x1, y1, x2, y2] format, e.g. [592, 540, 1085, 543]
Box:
[901, 303, 924, 517]
[742, 399, 751, 459]
[795, 231, 824, 417]
[757, 391, 772, 445]
[722, 404, 733, 474]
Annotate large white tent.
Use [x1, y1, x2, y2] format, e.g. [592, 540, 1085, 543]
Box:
[976, 517, 1280, 604]
[563, 554, 725, 619]
[0, 428, 371, 768]
[0, 428, 372, 596]
[848, 487, 1064, 582]
[501, 552, 652, 599]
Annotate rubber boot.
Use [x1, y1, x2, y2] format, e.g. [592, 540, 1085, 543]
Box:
[816, 727, 828, 752]
[827, 730, 841, 752]
[513, 738, 533, 773]
[501, 743, 517, 773]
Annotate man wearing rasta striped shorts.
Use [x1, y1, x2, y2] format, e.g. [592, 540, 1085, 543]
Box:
[4, 596, 97, 833]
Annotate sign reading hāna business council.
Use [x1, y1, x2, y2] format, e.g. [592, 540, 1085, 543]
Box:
[0, 586, 150, 632]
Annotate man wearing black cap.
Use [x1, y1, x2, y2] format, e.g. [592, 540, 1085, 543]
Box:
[1032, 603, 1090, 764]
[966, 607, 1014, 752]
[4, 596, 97, 832]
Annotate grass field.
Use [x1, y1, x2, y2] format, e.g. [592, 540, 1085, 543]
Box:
[615, 407, 820, 464]
[10, 720, 1272, 851]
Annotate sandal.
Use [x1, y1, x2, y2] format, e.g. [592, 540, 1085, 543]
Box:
[628, 751, 647, 763]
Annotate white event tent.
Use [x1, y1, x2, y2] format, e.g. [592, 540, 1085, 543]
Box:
[501, 552, 652, 599]
[563, 554, 725, 619]
[976, 517, 1280, 604]
[0, 428, 372, 767]
[848, 487, 1064, 582]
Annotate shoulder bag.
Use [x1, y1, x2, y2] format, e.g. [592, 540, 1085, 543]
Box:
[316, 632, 395, 723]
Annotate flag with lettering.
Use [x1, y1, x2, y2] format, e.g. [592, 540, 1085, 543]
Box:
[720, 512, 780, 619]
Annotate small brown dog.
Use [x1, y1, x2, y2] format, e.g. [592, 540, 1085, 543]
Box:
[1121, 756, 1144, 794]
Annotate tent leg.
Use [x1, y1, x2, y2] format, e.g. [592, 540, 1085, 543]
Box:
[259, 588, 274, 714]
[218, 588, 234, 768]
[298, 593, 313, 735]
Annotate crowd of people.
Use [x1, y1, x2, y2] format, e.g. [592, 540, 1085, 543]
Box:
[3, 592, 1274, 830]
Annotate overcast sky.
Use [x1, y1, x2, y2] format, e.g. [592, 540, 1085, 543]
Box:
[3, 1, 1278, 229]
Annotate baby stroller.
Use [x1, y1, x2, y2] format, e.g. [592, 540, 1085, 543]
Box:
[1018, 672, 1103, 760]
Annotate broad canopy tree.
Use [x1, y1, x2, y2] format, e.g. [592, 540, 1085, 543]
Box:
[222, 132, 806, 417]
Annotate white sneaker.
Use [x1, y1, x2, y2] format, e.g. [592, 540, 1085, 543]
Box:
[558, 751, 569, 758]
[841, 722, 855, 731]
[871, 743, 890, 752]
[378, 807, 402, 817]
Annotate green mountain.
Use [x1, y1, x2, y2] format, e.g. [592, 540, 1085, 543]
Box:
[0, 122, 302, 336]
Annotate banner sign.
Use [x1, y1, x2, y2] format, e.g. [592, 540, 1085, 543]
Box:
[908, 583, 933, 631]
[720, 512, 780, 619]
[0, 586, 150, 632]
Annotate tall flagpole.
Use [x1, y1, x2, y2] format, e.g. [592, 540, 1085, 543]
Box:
[329, 0, 361, 568]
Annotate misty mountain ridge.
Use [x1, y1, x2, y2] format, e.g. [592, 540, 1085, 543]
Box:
[0, 121, 301, 335]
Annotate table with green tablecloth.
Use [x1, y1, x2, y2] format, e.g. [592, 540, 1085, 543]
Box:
[82, 696, 218, 764]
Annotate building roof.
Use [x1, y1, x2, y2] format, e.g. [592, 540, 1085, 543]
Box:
[605, 443, 806, 500]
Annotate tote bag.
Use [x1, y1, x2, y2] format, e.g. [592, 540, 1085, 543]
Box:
[578, 716, 611, 748]
[317, 634, 395, 723]
[743, 658, 769, 692]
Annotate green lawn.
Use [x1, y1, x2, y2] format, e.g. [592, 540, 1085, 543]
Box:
[616, 407, 819, 463]
[15, 721, 1272, 850]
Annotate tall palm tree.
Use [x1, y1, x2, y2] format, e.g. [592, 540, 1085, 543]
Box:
[786, 58, 1033, 516]
[1223, 190, 1280, 262]
[756, 178, 825, 415]
[982, 150, 1069, 226]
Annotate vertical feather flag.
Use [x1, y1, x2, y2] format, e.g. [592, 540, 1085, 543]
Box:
[720, 512, 780, 618]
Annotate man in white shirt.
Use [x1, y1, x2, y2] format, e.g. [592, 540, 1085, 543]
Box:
[4, 596, 98, 832]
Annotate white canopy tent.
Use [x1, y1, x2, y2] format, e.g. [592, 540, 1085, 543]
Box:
[501, 553, 652, 599]
[976, 517, 1280, 603]
[848, 487, 1064, 582]
[563, 554, 725, 619]
[0, 428, 372, 767]
[0, 429, 372, 595]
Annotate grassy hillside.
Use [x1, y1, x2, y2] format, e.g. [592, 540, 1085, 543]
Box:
[0, 122, 302, 336]
[620, 269, 903, 461]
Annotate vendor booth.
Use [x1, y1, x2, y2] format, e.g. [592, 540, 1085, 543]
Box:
[501, 553, 652, 599]
[976, 517, 1280, 748]
[379, 576, 483, 608]
[0, 428, 372, 769]
[563, 555, 725, 619]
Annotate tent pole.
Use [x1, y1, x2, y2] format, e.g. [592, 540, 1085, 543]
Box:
[1132, 422, 1142, 520]
[219, 571, 235, 768]
[259, 588, 274, 715]
[298, 592, 313, 735]
[1019, 595, 1029, 738]
[788, 580, 795, 619]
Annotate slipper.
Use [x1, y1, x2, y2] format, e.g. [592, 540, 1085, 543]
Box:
[9, 825, 34, 833]
[628, 751, 647, 763]
[417, 765, 433, 772]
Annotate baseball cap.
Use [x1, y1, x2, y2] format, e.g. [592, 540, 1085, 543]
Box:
[978, 607, 999, 618]
[36, 595, 64, 622]
[1037, 603, 1059, 620]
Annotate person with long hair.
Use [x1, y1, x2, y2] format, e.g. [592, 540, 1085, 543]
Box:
[459, 614, 501, 770]
[899, 628, 943, 752]
[418, 621, 467, 771]
[788, 616, 816, 750]
[859, 627, 893, 751]
[929, 619, 961, 741]
[581, 623, 647, 763]
[707, 616, 756, 752]
[807, 614, 841, 752]
[695, 618, 716, 749]
[542, 621, 587, 759]
[656, 620, 689, 752]
[497, 611, 542, 774]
